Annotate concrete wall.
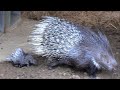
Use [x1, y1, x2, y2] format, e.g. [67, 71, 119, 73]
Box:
[0, 11, 21, 33]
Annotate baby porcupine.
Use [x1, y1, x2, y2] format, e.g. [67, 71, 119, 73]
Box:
[6, 48, 37, 67]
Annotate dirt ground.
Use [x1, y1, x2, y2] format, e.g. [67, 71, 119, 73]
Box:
[0, 18, 120, 79]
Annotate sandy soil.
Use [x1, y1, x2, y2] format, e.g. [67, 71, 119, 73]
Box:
[0, 18, 120, 79]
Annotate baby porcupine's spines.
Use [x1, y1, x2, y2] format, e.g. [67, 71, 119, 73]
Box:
[6, 48, 37, 67]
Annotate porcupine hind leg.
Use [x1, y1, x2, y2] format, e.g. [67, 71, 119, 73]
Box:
[47, 57, 61, 70]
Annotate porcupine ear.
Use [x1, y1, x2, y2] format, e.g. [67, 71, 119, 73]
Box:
[98, 30, 109, 46]
[92, 26, 110, 48]
[97, 29, 114, 56]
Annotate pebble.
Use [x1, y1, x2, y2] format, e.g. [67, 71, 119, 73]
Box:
[0, 74, 4, 77]
[84, 76, 101, 79]
[42, 69, 45, 71]
[84, 76, 90, 79]
[84, 72, 87, 76]
[96, 77, 101, 79]
[63, 73, 67, 76]
[70, 75, 80, 79]
[116, 52, 119, 54]
[16, 77, 20, 79]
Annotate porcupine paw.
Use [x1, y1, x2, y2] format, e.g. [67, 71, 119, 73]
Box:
[11, 63, 27, 68]
[47, 61, 60, 70]
[86, 62, 99, 79]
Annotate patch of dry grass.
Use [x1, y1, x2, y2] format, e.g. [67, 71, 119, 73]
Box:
[22, 11, 120, 30]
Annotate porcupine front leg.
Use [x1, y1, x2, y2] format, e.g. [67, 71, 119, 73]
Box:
[86, 61, 99, 78]
[11, 61, 27, 68]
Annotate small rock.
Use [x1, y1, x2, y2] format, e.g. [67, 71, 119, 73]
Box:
[42, 69, 45, 71]
[30, 75, 34, 78]
[96, 76, 101, 79]
[84, 72, 87, 76]
[116, 52, 119, 55]
[16, 77, 20, 79]
[84, 76, 90, 79]
[70, 75, 80, 79]
[0, 74, 4, 77]
[58, 72, 62, 75]
[63, 73, 67, 76]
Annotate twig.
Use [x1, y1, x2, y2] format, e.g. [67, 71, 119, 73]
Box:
[110, 23, 118, 30]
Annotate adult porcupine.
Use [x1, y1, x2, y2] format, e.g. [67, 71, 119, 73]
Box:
[28, 16, 117, 77]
